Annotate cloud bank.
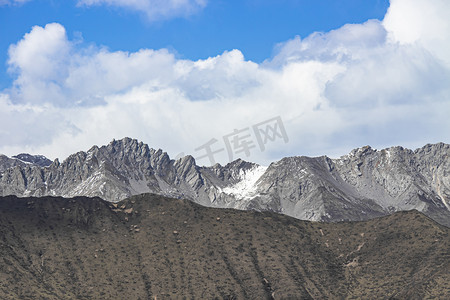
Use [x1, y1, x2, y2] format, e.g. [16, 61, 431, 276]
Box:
[1, 0, 450, 165]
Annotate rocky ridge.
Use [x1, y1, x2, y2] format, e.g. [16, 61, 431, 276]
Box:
[0, 154, 50, 173]
[0, 138, 449, 226]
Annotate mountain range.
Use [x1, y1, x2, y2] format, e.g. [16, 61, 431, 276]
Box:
[1, 137, 449, 227]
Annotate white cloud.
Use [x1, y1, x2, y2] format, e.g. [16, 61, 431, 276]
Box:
[7, 23, 71, 106]
[1, 0, 450, 165]
[77, 0, 207, 21]
[383, 0, 450, 65]
[269, 19, 388, 66]
[0, 94, 77, 153]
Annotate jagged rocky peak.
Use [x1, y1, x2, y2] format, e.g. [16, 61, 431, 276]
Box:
[213, 158, 259, 182]
[174, 155, 196, 171]
[50, 158, 60, 168]
[174, 154, 195, 164]
[224, 158, 258, 171]
[342, 145, 376, 160]
[416, 142, 448, 152]
[12, 153, 52, 167]
[265, 155, 321, 173]
[148, 149, 171, 173]
[337, 144, 419, 169]
[60, 151, 89, 172]
[87, 145, 100, 154]
[415, 143, 450, 161]
[346, 143, 440, 159]
[103, 137, 152, 159]
[383, 145, 416, 159]
[0, 153, 52, 173]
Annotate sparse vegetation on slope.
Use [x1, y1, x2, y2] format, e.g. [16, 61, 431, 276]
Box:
[0, 194, 448, 299]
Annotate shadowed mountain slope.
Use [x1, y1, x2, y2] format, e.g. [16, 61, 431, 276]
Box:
[0, 194, 448, 299]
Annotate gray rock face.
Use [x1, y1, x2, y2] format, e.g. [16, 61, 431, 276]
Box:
[12, 153, 52, 167]
[0, 154, 46, 172]
[249, 144, 450, 226]
[0, 138, 449, 226]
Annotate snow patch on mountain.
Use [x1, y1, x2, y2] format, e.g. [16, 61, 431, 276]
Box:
[13, 158, 33, 165]
[222, 165, 267, 201]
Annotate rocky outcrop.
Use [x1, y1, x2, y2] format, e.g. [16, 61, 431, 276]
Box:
[12, 153, 52, 167]
[248, 144, 450, 226]
[0, 138, 449, 226]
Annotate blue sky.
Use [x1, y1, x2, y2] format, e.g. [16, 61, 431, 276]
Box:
[0, 0, 389, 89]
[0, 0, 449, 165]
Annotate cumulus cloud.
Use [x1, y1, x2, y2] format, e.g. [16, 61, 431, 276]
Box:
[1, 0, 450, 165]
[77, 0, 207, 21]
[269, 19, 388, 66]
[7, 23, 72, 106]
[383, 0, 450, 65]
